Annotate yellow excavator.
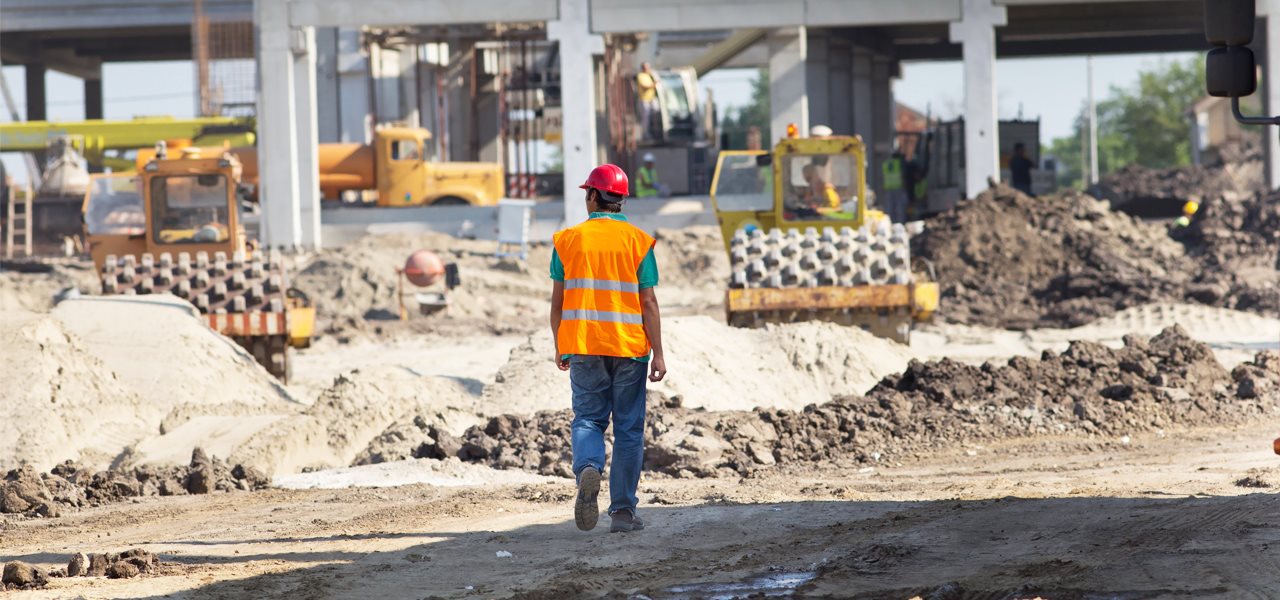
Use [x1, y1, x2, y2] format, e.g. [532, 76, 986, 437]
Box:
[709, 126, 939, 343]
[81, 143, 314, 381]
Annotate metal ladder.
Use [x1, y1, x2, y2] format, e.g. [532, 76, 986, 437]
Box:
[5, 183, 32, 259]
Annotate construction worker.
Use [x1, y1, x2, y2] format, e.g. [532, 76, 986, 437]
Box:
[801, 164, 841, 213]
[549, 163, 667, 534]
[635, 153, 668, 198]
[1009, 142, 1035, 196]
[636, 63, 660, 141]
[881, 151, 908, 223]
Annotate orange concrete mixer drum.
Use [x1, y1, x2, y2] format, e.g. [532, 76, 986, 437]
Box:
[403, 250, 445, 287]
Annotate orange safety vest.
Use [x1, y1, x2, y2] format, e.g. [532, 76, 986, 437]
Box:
[552, 218, 656, 358]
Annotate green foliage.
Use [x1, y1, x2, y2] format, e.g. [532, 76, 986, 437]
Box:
[720, 69, 770, 149]
[1047, 58, 1205, 189]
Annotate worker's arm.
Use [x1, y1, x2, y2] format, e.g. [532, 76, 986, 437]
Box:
[640, 287, 666, 382]
[550, 280, 569, 371]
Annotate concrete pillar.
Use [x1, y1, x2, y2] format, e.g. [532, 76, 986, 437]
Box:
[949, 0, 1006, 198]
[850, 47, 874, 153]
[316, 27, 341, 143]
[1264, 13, 1280, 191]
[255, 0, 302, 249]
[805, 32, 830, 129]
[768, 27, 808, 143]
[84, 73, 103, 120]
[25, 62, 46, 121]
[295, 26, 322, 249]
[445, 42, 474, 162]
[870, 56, 896, 192]
[549, 0, 604, 225]
[337, 28, 372, 143]
[827, 40, 852, 136]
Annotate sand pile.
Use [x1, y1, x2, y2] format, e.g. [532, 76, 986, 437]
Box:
[480, 316, 915, 415]
[433, 327, 1277, 478]
[226, 367, 480, 475]
[1175, 189, 1280, 314]
[0, 259, 98, 313]
[1091, 137, 1264, 218]
[0, 311, 149, 471]
[914, 185, 1190, 329]
[0, 448, 269, 518]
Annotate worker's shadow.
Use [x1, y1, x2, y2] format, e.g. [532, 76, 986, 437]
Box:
[85, 491, 1280, 599]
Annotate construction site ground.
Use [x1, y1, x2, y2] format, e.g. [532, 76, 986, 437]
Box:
[2, 423, 1277, 598]
[3, 177, 1279, 598]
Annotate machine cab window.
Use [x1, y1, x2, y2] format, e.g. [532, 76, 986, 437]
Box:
[782, 154, 857, 221]
[84, 174, 145, 236]
[392, 139, 421, 161]
[151, 174, 231, 244]
[711, 153, 773, 212]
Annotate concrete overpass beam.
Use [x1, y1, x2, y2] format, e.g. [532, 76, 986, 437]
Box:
[255, 0, 303, 249]
[549, 0, 603, 225]
[949, 0, 1006, 198]
[768, 27, 809, 143]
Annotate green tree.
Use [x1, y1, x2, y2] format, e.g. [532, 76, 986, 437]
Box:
[1046, 58, 1204, 189]
[720, 69, 770, 149]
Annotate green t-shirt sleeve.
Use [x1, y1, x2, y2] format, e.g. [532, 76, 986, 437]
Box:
[549, 249, 565, 282]
[637, 247, 659, 289]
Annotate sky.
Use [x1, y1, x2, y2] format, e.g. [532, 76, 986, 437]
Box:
[2, 52, 1200, 182]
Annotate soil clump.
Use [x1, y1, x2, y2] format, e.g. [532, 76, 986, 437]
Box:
[1, 448, 269, 517]
[421, 328, 1277, 478]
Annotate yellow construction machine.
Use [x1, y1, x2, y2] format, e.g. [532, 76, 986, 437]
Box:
[709, 128, 939, 343]
[81, 144, 314, 381]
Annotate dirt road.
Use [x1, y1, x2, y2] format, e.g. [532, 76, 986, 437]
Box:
[4, 423, 1277, 599]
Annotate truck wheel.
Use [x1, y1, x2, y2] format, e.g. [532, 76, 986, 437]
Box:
[433, 196, 469, 206]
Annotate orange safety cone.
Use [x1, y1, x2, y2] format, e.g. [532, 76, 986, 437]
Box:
[1274, 437, 1280, 455]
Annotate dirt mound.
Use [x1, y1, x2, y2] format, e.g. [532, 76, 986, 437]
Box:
[1091, 137, 1264, 218]
[914, 185, 1189, 329]
[434, 327, 1277, 478]
[1, 448, 268, 517]
[0, 311, 149, 471]
[1174, 189, 1280, 314]
[480, 316, 915, 415]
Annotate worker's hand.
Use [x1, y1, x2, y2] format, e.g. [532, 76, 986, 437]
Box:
[649, 355, 667, 382]
[555, 353, 571, 372]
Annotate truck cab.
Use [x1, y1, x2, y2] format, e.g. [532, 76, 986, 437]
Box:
[374, 127, 504, 206]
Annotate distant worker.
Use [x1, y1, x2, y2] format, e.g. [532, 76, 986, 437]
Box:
[550, 164, 667, 534]
[635, 153, 669, 198]
[1009, 142, 1035, 196]
[636, 63, 660, 141]
[881, 150, 908, 223]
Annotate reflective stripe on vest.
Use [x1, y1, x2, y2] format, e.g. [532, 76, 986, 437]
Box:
[553, 218, 655, 358]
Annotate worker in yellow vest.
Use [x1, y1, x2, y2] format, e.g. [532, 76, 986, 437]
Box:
[635, 152, 669, 198]
[881, 151, 908, 223]
[550, 163, 667, 533]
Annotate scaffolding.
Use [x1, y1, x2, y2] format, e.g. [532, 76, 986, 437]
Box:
[193, 0, 256, 117]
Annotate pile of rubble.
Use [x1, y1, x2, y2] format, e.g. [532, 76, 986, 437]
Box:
[1091, 137, 1264, 217]
[913, 185, 1189, 329]
[2, 549, 162, 590]
[411, 328, 1277, 478]
[0, 448, 269, 518]
[1175, 189, 1280, 314]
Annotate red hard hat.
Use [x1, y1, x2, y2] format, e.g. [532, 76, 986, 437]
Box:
[579, 163, 630, 197]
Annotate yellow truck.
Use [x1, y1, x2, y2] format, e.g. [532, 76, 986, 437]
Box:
[82, 145, 314, 381]
[709, 128, 938, 343]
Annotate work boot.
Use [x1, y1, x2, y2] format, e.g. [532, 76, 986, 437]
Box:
[575, 466, 601, 531]
[610, 509, 645, 533]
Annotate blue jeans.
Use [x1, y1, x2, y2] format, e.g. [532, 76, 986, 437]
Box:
[569, 355, 647, 515]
